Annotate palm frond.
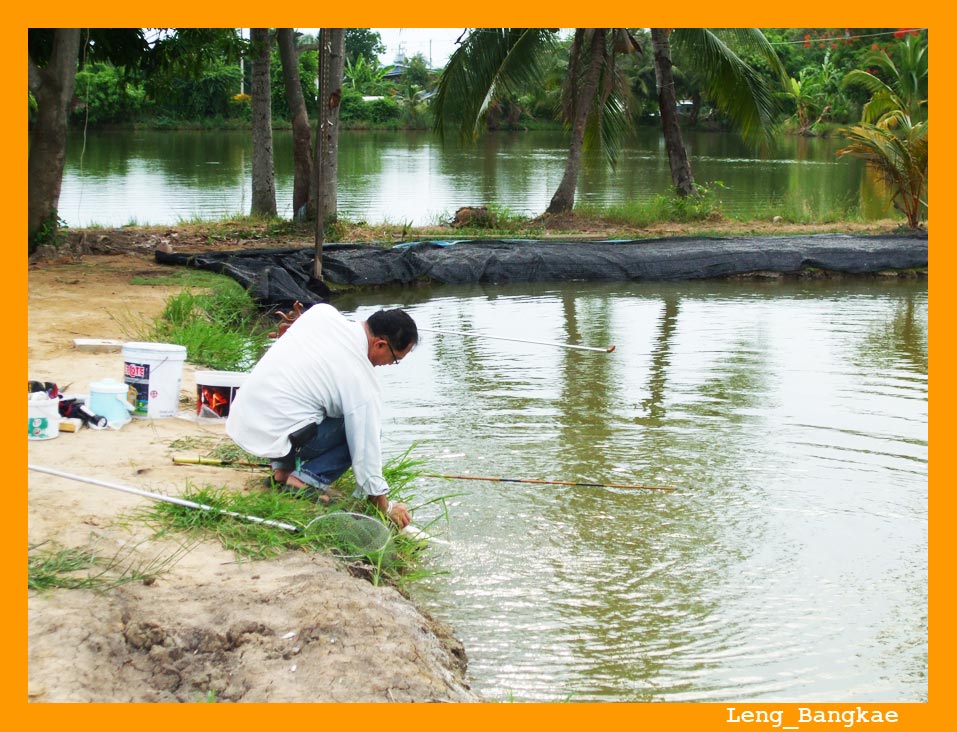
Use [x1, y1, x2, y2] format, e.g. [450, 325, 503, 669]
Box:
[432, 28, 556, 141]
[671, 28, 782, 146]
[838, 113, 927, 227]
[842, 69, 893, 97]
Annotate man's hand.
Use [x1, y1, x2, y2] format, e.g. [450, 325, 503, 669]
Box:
[371, 494, 411, 529]
[388, 502, 412, 529]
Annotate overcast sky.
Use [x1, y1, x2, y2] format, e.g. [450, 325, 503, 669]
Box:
[373, 28, 465, 67]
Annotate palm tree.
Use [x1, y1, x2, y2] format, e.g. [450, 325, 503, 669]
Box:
[837, 111, 927, 228]
[842, 34, 927, 123]
[652, 28, 786, 197]
[277, 28, 314, 220]
[433, 28, 638, 214]
[433, 28, 785, 212]
[249, 28, 277, 217]
[343, 54, 393, 95]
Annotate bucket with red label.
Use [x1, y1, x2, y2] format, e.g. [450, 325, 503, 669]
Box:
[122, 342, 187, 418]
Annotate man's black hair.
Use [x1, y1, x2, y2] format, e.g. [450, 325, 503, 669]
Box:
[367, 309, 418, 351]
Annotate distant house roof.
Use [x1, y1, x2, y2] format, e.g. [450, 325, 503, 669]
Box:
[383, 64, 407, 79]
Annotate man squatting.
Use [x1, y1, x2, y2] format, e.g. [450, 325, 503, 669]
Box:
[227, 303, 417, 528]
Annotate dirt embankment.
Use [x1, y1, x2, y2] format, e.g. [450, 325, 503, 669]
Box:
[27, 252, 479, 703]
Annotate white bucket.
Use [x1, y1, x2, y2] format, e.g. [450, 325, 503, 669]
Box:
[88, 378, 134, 428]
[123, 342, 187, 419]
[196, 370, 248, 420]
[28, 394, 60, 440]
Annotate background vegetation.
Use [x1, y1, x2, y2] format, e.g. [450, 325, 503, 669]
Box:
[39, 28, 926, 135]
[28, 27, 927, 246]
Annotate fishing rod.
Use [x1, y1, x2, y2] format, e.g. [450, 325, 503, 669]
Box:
[419, 326, 616, 353]
[170, 457, 673, 493]
[423, 473, 675, 492]
[172, 456, 269, 469]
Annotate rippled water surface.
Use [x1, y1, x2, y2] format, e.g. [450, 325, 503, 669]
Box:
[338, 279, 927, 702]
[58, 128, 888, 227]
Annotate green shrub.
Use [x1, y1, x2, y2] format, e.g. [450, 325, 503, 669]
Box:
[71, 63, 147, 126]
[127, 277, 273, 372]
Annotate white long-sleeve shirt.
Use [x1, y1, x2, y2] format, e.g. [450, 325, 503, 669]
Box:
[226, 304, 389, 496]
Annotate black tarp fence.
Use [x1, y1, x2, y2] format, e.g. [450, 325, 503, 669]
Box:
[154, 235, 928, 308]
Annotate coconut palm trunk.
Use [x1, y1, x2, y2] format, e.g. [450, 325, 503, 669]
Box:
[250, 28, 277, 217]
[314, 28, 345, 279]
[546, 29, 607, 214]
[277, 28, 313, 220]
[651, 28, 696, 198]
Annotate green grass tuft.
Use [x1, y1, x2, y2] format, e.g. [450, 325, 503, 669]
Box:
[28, 539, 190, 592]
[137, 448, 453, 587]
[118, 277, 274, 371]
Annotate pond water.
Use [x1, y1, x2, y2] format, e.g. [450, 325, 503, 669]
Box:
[336, 278, 927, 702]
[58, 128, 891, 228]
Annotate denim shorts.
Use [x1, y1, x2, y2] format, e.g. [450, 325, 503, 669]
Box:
[271, 417, 352, 489]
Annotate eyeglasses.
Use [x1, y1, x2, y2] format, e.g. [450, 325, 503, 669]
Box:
[385, 340, 400, 365]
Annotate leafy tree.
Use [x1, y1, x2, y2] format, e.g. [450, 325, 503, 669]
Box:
[345, 29, 385, 66]
[743, 28, 891, 124]
[784, 68, 828, 134]
[402, 53, 433, 89]
[271, 34, 318, 120]
[70, 62, 147, 125]
[518, 35, 572, 120]
[142, 28, 246, 119]
[395, 82, 430, 128]
[837, 111, 927, 228]
[150, 61, 243, 119]
[28, 28, 150, 251]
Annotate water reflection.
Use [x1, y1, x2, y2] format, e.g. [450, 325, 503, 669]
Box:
[60, 129, 886, 227]
[341, 279, 926, 702]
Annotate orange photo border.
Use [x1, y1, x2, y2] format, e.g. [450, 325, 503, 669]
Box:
[12, 6, 939, 730]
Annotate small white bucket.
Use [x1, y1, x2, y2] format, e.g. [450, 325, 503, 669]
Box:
[28, 394, 60, 440]
[88, 378, 134, 428]
[196, 370, 248, 419]
[123, 342, 187, 418]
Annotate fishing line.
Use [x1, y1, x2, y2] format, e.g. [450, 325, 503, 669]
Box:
[420, 326, 615, 353]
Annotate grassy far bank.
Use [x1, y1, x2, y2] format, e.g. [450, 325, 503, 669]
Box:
[50, 205, 922, 259]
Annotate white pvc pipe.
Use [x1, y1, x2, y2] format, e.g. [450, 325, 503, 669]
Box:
[419, 326, 616, 353]
[27, 464, 300, 532]
[29, 464, 440, 544]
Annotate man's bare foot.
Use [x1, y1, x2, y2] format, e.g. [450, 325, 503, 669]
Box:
[284, 475, 333, 504]
[272, 469, 291, 484]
